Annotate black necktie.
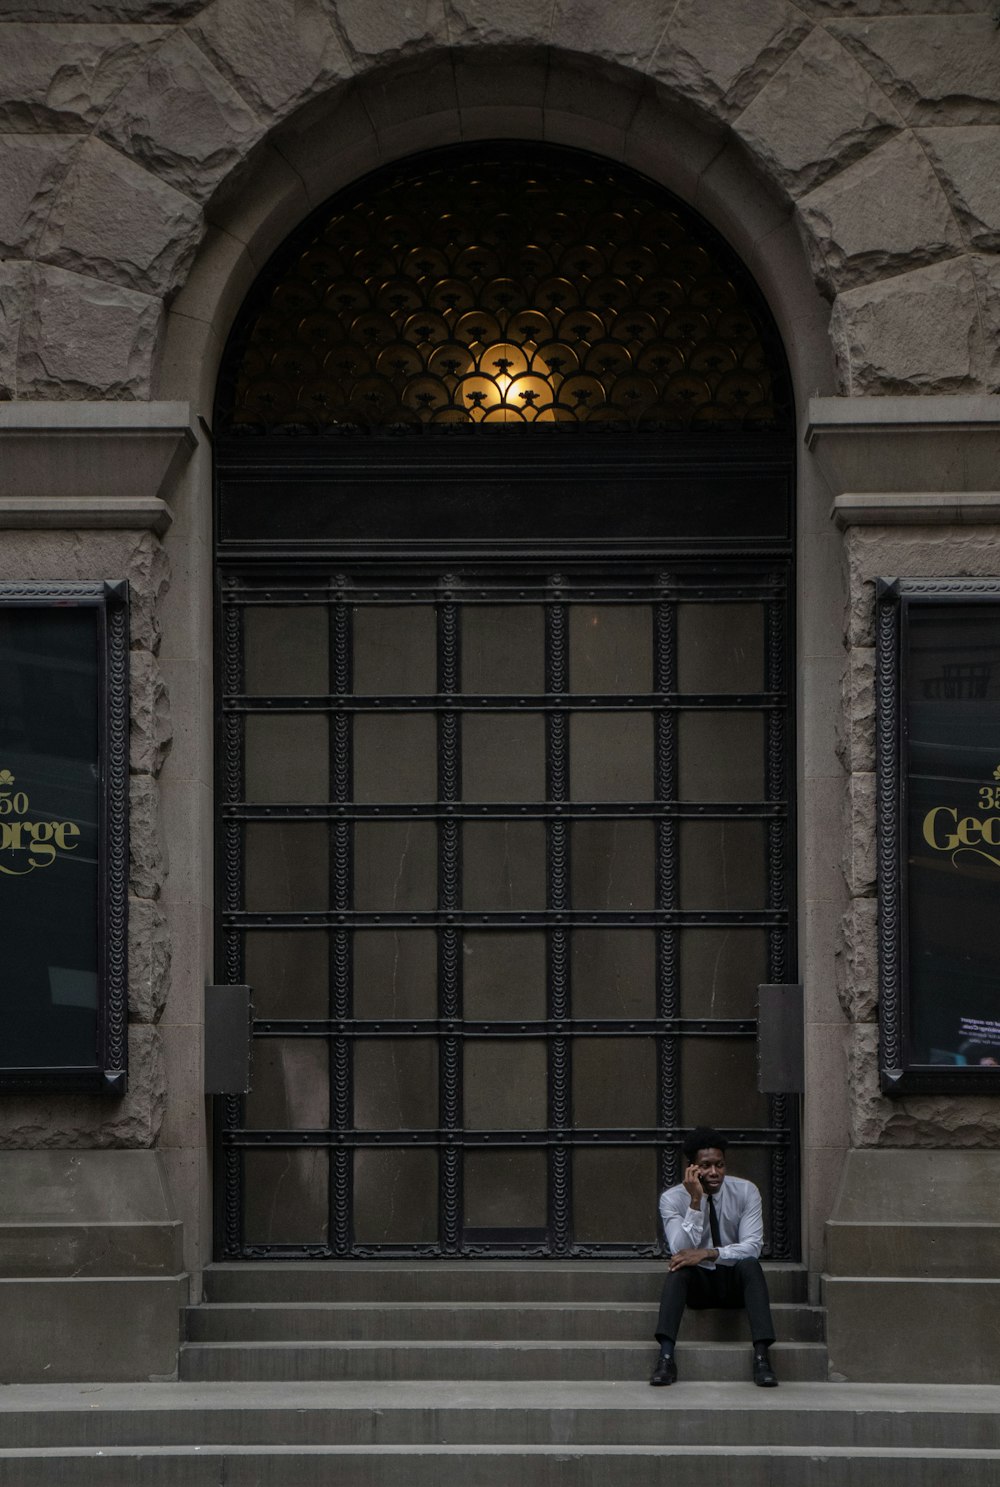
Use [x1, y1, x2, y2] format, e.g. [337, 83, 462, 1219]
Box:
[707, 1194, 721, 1249]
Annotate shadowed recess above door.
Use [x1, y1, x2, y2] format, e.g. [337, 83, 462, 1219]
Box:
[216, 145, 792, 437]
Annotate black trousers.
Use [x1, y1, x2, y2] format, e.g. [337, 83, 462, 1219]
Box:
[655, 1258, 775, 1346]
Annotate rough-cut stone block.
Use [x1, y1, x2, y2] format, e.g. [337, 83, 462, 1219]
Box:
[0, 530, 169, 656]
[446, 0, 546, 46]
[549, 0, 671, 70]
[653, 0, 811, 117]
[333, 0, 448, 61]
[829, 257, 981, 396]
[802, 1, 995, 12]
[849, 1022, 1000, 1148]
[4, 2, 205, 15]
[127, 532, 170, 655]
[190, 0, 351, 122]
[130, 648, 172, 776]
[739, 28, 900, 197]
[0, 263, 29, 403]
[0, 24, 169, 132]
[969, 254, 1000, 394]
[131, 773, 167, 900]
[844, 770, 875, 897]
[846, 526, 1000, 649]
[836, 894, 877, 1024]
[0, 1026, 165, 1149]
[128, 895, 171, 1024]
[0, 138, 79, 261]
[919, 126, 1000, 252]
[99, 31, 262, 203]
[130, 899, 171, 1027]
[830, 15, 1000, 124]
[18, 265, 162, 401]
[837, 646, 875, 774]
[797, 133, 961, 297]
[38, 139, 202, 299]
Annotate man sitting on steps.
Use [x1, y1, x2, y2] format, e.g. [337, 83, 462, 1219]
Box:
[650, 1126, 778, 1388]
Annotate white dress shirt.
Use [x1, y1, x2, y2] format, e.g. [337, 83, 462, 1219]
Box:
[658, 1174, 764, 1270]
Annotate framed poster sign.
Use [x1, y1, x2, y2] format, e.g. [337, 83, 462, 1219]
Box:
[0, 582, 128, 1092]
[877, 578, 1000, 1094]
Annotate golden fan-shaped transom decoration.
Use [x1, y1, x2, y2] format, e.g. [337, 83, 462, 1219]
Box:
[218, 149, 790, 435]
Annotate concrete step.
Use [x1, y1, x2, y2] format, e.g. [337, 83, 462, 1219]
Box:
[0, 1381, 998, 1451]
[178, 1338, 829, 1383]
[203, 1261, 808, 1305]
[1, 1444, 999, 1486]
[185, 1299, 826, 1343]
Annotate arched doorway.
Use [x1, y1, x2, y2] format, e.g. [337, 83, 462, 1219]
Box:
[212, 144, 797, 1260]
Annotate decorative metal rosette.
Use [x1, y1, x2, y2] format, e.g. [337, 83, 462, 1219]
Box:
[218, 149, 791, 435]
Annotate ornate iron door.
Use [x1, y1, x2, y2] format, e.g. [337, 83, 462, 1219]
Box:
[216, 558, 797, 1258]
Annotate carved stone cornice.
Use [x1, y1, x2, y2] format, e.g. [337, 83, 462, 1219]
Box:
[806, 396, 1000, 526]
[0, 403, 199, 532]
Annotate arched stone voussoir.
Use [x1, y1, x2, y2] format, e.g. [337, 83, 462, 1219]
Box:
[18, 264, 162, 401]
[96, 29, 265, 205]
[187, 0, 353, 125]
[332, 0, 450, 66]
[647, 0, 812, 122]
[737, 26, 903, 200]
[37, 138, 204, 300]
[796, 131, 963, 299]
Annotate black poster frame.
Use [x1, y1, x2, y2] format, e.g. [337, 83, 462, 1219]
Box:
[876, 576, 1000, 1095]
[0, 581, 129, 1094]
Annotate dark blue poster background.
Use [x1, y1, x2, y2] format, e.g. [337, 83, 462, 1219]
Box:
[906, 604, 1000, 1067]
[0, 609, 100, 1068]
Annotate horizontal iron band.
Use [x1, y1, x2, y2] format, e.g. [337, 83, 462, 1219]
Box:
[227, 801, 787, 820]
[222, 583, 787, 605]
[227, 909, 788, 929]
[224, 692, 784, 711]
[225, 1127, 792, 1148]
[253, 1017, 756, 1037]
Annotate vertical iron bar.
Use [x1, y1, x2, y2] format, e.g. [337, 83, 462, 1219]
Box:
[330, 577, 354, 1256]
[220, 586, 245, 1259]
[765, 578, 791, 1259]
[546, 576, 571, 1255]
[438, 576, 462, 1254]
[654, 577, 680, 1218]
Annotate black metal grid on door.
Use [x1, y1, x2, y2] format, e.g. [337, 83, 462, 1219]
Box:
[216, 562, 797, 1259]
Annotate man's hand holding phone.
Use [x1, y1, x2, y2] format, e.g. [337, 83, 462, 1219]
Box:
[682, 1161, 705, 1208]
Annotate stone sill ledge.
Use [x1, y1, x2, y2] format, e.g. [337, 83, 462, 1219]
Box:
[0, 496, 171, 533]
[832, 492, 1000, 528]
[807, 395, 1000, 443]
[807, 396, 1000, 503]
[0, 403, 198, 517]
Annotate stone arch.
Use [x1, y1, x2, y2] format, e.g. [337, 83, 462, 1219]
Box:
[157, 48, 834, 420]
[5, 4, 997, 408]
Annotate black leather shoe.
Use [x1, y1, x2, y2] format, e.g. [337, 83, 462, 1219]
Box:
[752, 1346, 778, 1387]
[649, 1353, 678, 1386]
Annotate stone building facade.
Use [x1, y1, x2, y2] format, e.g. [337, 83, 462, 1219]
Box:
[1, 0, 999, 1384]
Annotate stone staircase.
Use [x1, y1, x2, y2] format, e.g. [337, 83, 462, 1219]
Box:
[0, 1262, 999, 1482]
[180, 1260, 826, 1384]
